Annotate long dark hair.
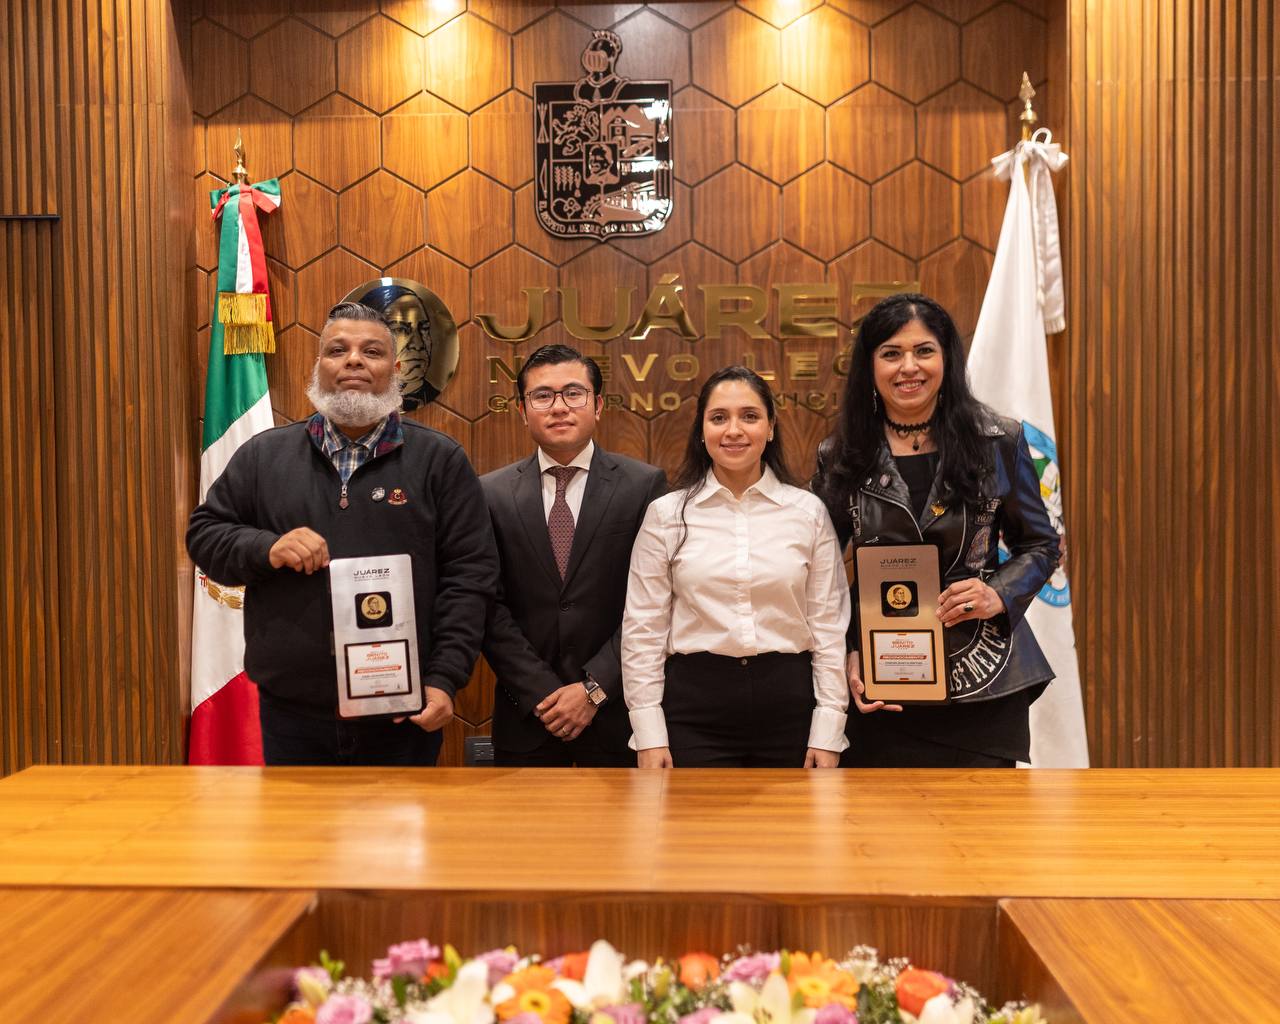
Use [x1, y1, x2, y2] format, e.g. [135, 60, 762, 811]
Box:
[670, 366, 797, 554]
[820, 293, 993, 507]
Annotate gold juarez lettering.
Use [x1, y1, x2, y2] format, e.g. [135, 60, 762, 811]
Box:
[698, 285, 769, 339]
[474, 287, 549, 341]
[776, 284, 838, 339]
[630, 274, 699, 341]
[561, 286, 635, 341]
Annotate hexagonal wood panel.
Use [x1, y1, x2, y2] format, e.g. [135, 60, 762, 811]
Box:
[827, 84, 915, 182]
[781, 7, 869, 106]
[295, 248, 380, 331]
[258, 173, 338, 269]
[427, 14, 512, 113]
[295, 95, 381, 191]
[191, 20, 249, 117]
[294, 0, 380, 37]
[338, 170, 427, 266]
[427, 170, 512, 266]
[187, 0, 1060, 760]
[871, 5, 959, 103]
[963, 3, 1048, 100]
[782, 163, 870, 261]
[691, 8, 780, 107]
[383, 0, 466, 35]
[250, 18, 336, 115]
[382, 93, 469, 191]
[737, 86, 825, 185]
[871, 161, 961, 258]
[693, 165, 780, 262]
[918, 81, 1007, 181]
[338, 15, 425, 113]
[471, 90, 534, 189]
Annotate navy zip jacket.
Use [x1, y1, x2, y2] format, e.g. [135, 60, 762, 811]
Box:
[187, 416, 498, 716]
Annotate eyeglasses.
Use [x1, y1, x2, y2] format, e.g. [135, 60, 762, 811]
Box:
[523, 385, 592, 410]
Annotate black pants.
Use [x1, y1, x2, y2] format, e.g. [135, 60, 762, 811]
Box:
[494, 732, 636, 768]
[840, 726, 1015, 768]
[258, 692, 443, 767]
[663, 652, 814, 767]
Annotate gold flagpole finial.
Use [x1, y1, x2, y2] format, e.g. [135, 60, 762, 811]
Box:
[231, 130, 250, 184]
[1019, 73, 1038, 142]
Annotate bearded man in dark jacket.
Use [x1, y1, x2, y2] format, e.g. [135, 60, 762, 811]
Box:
[187, 301, 497, 766]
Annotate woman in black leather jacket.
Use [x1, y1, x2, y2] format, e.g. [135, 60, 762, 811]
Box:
[813, 293, 1060, 767]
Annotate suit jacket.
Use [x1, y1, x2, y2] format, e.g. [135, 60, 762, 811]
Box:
[481, 446, 667, 753]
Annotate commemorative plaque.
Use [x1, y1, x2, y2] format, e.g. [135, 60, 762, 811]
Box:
[534, 30, 673, 240]
[855, 543, 949, 704]
[329, 554, 425, 719]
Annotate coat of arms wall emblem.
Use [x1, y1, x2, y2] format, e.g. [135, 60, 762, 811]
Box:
[534, 31, 673, 240]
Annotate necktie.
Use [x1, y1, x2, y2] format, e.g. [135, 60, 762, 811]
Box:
[547, 465, 580, 580]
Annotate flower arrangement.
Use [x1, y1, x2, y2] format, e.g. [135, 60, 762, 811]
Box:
[272, 940, 1046, 1024]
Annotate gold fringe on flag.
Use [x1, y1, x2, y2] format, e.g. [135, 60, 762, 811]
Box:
[217, 291, 276, 354]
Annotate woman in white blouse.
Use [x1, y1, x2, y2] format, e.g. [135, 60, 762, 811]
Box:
[622, 366, 851, 768]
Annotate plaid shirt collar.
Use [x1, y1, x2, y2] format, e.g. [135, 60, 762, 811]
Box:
[307, 411, 403, 481]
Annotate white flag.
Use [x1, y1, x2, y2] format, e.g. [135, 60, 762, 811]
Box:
[968, 132, 1089, 768]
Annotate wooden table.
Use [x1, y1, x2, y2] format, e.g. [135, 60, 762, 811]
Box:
[0, 766, 1277, 1023]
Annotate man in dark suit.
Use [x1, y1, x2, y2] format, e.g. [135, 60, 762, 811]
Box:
[482, 344, 667, 766]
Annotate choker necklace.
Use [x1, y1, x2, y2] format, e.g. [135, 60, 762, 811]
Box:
[884, 415, 935, 452]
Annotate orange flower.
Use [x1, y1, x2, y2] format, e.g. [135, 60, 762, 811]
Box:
[558, 951, 591, 981]
[278, 1008, 316, 1024]
[496, 965, 574, 1024]
[785, 952, 859, 1009]
[423, 960, 451, 983]
[895, 968, 949, 1017]
[677, 952, 721, 990]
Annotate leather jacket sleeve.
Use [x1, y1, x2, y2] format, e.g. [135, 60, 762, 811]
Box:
[987, 425, 1061, 631]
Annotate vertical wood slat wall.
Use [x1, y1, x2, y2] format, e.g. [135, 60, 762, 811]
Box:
[0, 0, 195, 774]
[1064, 0, 1278, 766]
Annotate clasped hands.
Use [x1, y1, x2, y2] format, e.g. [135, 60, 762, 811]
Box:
[536, 682, 597, 742]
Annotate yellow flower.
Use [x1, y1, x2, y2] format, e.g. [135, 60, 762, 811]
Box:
[496, 966, 574, 1024]
[785, 953, 859, 1009]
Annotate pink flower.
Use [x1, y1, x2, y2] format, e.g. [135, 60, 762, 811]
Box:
[373, 938, 441, 981]
[814, 1003, 858, 1024]
[722, 953, 780, 984]
[317, 994, 374, 1024]
[679, 1008, 722, 1024]
[477, 948, 520, 986]
[596, 1003, 645, 1024]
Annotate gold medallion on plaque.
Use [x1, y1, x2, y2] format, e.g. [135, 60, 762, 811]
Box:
[886, 585, 913, 611]
[343, 279, 459, 411]
[355, 590, 393, 629]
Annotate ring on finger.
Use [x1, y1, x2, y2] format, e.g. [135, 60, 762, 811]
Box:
[963, 601, 974, 612]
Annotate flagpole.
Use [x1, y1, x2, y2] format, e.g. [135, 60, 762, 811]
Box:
[1018, 72, 1038, 144]
[231, 130, 249, 184]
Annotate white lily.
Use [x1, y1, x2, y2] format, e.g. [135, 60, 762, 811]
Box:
[552, 940, 628, 1009]
[728, 974, 816, 1024]
[914, 994, 975, 1024]
[405, 961, 496, 1024]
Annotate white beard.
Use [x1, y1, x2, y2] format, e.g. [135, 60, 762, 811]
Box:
[306, 366, 403, 428]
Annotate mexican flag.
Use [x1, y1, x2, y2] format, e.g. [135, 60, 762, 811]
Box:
[968, 136, 1090, 768]
[188, 178, 280, 765]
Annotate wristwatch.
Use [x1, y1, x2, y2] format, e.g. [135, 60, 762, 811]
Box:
[582, 674, 607, 707]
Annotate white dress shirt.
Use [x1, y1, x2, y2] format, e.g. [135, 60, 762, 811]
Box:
[537, 440, 594, 523]
[622, 467, 851, 753]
